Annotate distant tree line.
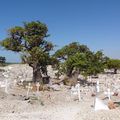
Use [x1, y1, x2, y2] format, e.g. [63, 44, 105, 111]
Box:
[0, 21, 120, 84]
[0, 56, 6, 66]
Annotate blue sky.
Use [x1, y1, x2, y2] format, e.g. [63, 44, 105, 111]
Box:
[0, 0, 120, 62]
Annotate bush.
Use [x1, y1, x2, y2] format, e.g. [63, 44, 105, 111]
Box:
[0, 56, 6, 66]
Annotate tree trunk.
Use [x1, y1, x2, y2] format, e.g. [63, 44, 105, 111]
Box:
[114, 68, 117, 74]
[66, 67, 73, 77]
[41, 66, 50, 84]
[32, 65, 43, 83]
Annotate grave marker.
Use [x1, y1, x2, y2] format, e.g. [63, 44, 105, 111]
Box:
[5, 79, 8, 93]
[2, 72, 9, 94]
[96, 80, 100, 93]
[36, 82, 40, 92]
[0, 79, 9, 94]
[76, 82, 81, 101]
[26, 83, 33, 98]
[71, 82, 81, 101]
[104, 88, 114, 100]
[94, 97, 109, 111]
[36, 82, 40, 99]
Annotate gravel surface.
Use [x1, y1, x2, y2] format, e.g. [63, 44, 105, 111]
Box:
[0, 64, 120, 120]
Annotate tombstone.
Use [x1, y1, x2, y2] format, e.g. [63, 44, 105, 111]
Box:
[71, 82, 81, 101]
[94, 98, 109, 111]
[26, 83, 33, 98]
[104, 88, 114, 100]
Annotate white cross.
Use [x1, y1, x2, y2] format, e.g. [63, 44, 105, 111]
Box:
[104, 88, 114, 100]
[5, 79, 8, 93]
[76, 83, 81, 101]
[2, 73, 9, 94]
[96, 80, 100, 93]
[26, 83, 33, 98]
[71, 82, 81, 101]
[36, 82, 40, 99]
[0, 79, 9, 94]
[36, 82, 40, 93]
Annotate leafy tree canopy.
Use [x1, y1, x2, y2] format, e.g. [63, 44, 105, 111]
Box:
[107, 59, 120, 74]
[54, 42, 108, 78]
[54, 42, 90, 61]
[0, 56, 6, 66]
[0, 21, 54, 83]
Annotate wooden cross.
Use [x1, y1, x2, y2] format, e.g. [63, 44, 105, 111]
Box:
[26, 83, 33, 98]
[104, 88, 114, 100]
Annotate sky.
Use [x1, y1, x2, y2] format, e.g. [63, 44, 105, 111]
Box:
[0, 0, 120, 62]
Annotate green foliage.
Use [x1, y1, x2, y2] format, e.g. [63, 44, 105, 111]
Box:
[107, 59, 120, 69]
[0, 21, 53, 52]
[26, 47, 50, 66]
[54, 42, 90, 61]
[84, 51, 107, 76]
[0, 21, 54, 82]
[0, 56, 6, 66]
[54, 42, 108, 78]
[107, 59, 120, 74]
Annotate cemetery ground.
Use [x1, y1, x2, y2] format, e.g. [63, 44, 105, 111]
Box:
[0, 65, 120, 120]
